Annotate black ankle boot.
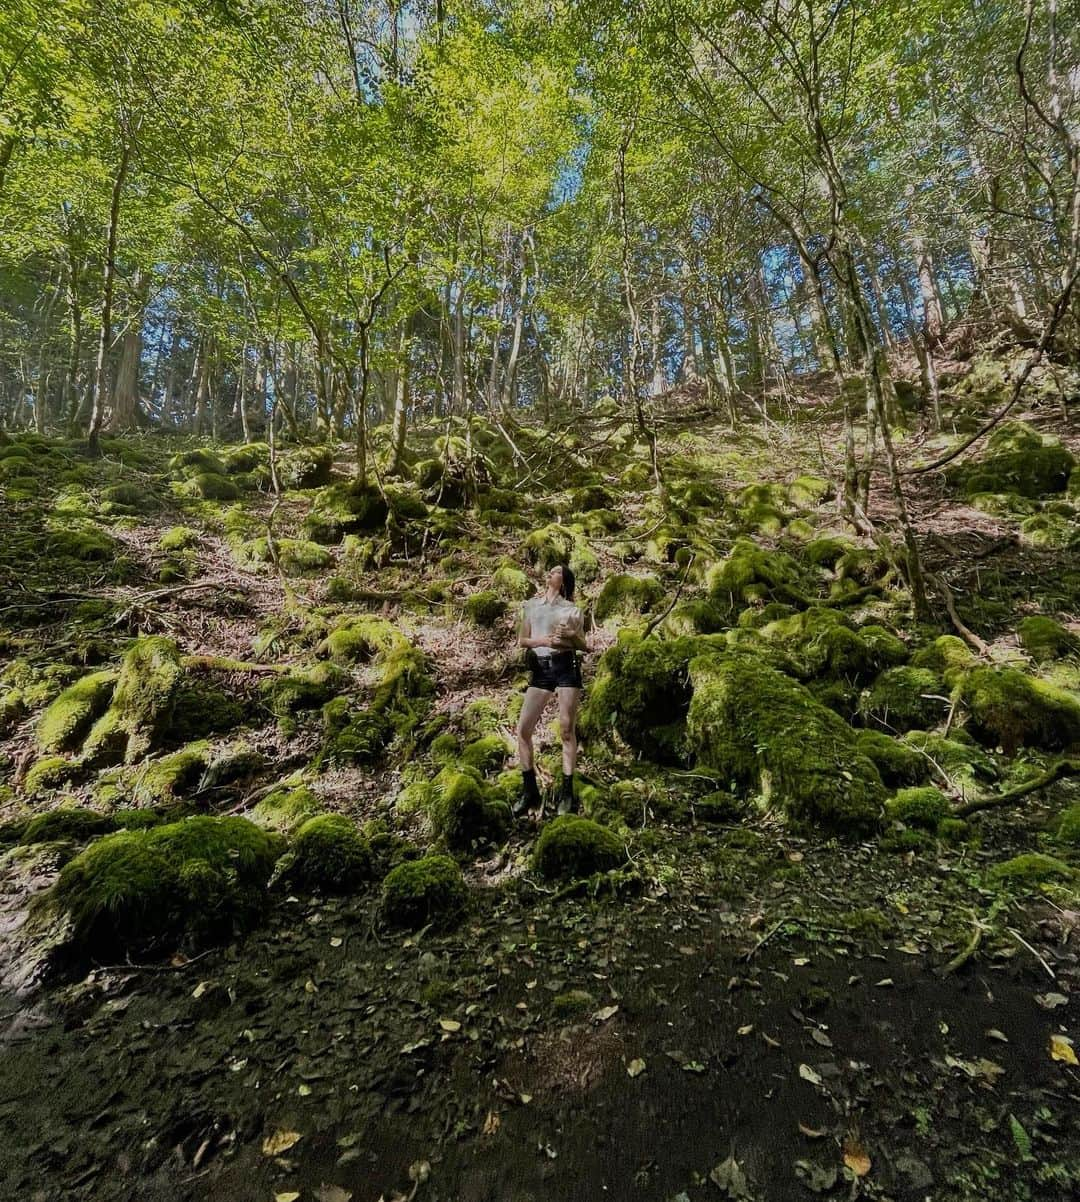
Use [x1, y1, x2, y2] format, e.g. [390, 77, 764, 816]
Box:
[513, 769, 542, 817]
[557, 774, 576, 816]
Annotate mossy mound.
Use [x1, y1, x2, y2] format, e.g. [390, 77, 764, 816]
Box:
[180, 473, 240, 502]
[47, 523, 118, 562]
[594, 574, 665, 622]
[759, 608, 908, 681]
[100, 482, 155, 514]
[960, 667, 1080, 753]
[706, 538, 805, 614]
[855, 730, 929, 786]
[967, 492, 1039, 518]
[533, 815, 624, 880]
[736, 483, 790, 534]
[859, 666, 948, 733]
[322, 616, 401, 663]
[803, 536, 856, 569]
[279, 814, 373, 893]
[381, 854, 468, 929]
[465, 591, 508, 627]
[1020, 512, 1078, 549]
[910, 635, 977, 686]
[279, 446, 333, 490]
[53, 815, 281, 957]
[82, 637, 184, 765]
[786, 475, 830, 508]
[303, 480, 389, 544]
[428, 766, 511, 852]
[36, 670, 117, 753]
[159, 526, 200, 552]
[900, 729, 997, 788]
[21, 807, 116, 846]
[687, 655, 885, 831]
[23, 755, 80, 794]
[947, 423, 1075, 498]
[128, 742, 210, 805]
[1017, 616, 1079, 662]
[461, 734, 508, 773]
[493, 563, 532, 601]
[221, 444, 269, 474]
[251, 783, 322, 834]
[1054, 804, 1080, 848]
[581, 633, 724, 763]
[987, 853, 1074, 889]
[169, 449, 227, 477]
[885, 787, 951, 830]
[524, 524, 597, 580]
[264, 662, 348, 725]
[234, 537, 332, 575]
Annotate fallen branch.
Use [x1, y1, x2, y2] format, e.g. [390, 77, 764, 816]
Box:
[925, 572, 990, 656]
[940, 910, 985, 976]
[181, 654, 288, 675]
[1006, 926, 1057, 981]
[643, 553, 696, 640]
[954, 759, 1080, 817]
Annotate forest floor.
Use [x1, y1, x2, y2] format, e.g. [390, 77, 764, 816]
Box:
[1, 351, 1079, 1201]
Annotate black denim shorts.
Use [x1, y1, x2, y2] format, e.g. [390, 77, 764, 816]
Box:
[526, 649, 583, 692]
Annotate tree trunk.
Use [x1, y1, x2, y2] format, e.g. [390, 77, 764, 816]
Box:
[911, 231, 945, 343]
[109, 268, 147, 431]
[193, 336, 211, 436]
[650, 296, 665, 395]
[389, 315, 412, 476]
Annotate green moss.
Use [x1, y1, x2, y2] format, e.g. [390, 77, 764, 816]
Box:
[987, 853, 1074, 889]
[693, 791, 747, 822]
[222, 444, 268, 474]
[460, 734, 508, 773]
[855, 730, 929, 786]
[129, 742, 210, 805]
[524, 523, 576, 570]
[568, 538, 600, 582]
[180, 472, 240, 502]
[279, 445, 333, 490]
[169, 449, 226, 476]
[234, 536, 332, 575]
[910, 635, 977, 686]
[169, 677, 246, 743]
[786, 476, 830, 508]
[860, 666, 948, 733]
[461, 697, 503, 738]
[967, 492, 1039, 518]
[687, 655, 885, 831]
[961, 666, 1080, 753]
[53, 815, 281, 956]
[1054, 804, 1080, 848]
[159, 526, 199, 552]
[493, 563, 532, 601]
[948, 432, 1075, 498]
[323, 616, 400, 663]
[666, 600, 728, 636]
[533, 815, 624, 880]
[886, 786, 951, 830]
[706, 537, 804, 614]
[100, 482, 154, 513]
[113, 808, 165, 830]
[36, 670, 117, 753]
[428, 765, 510, 851]
[47, 523, 118, 562]
[82, 637, 184, 764]
[319, 697, 392, 766]
[251, 783, 321, 834]
[737, 483, 790, 534]
[280, 814, 372, 893]
[381, 854, 468, 929]
[551, 989, 596, 1017]
[303, 480, 388, 544]
[21, 807, 116, 845]
[804, 536, 856, 568]
[465, 590, 508, 627]
[760, 608, 908, 681]
[264, 662, 348, 723]
[1017, 615, 1079, 662]
[23, 755, 79, 794]
[900, 730, 997, 788]
[594, 574, 664, 622]
[1020, 512, 1079, 549]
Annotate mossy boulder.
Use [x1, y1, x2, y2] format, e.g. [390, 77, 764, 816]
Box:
[594, 574, 665, 622]
[524, 524, 576, 571]
[860, 666, 948, 733]
[948, 422, 1075, 498]
[706, 538, 804, 614]
[251, 783, 322, 834]
[1017, 616, 1079, 662]
[381, 854, 468, 929]
[234, 537, 332, 575]
[533, 815, 624, 880]
[900, 729, 998, 789]
[36, 670, 117, 753]
[1020, 512, 1079, 549]
[100, 482, 154, 513]
[222, 444, 269, 474]
[53, 815, 281, 957]
[265, 662, 348, 723]
[21, 807, 116, 845]
[169, 449, 227, 477]
[461, 734, 508, 773]
[303, 480, 389, 544]
[279, 446, 333, 490]
[47, 523, 118, 562]
[855, 730, 929, 786]
[786, 476, 830, 508]
[428, 766, 511, 851]
[804, 536, 856, 569]
[987, 853, 1074, 889]
[465, 591, 508, 627]
[180, 472, 240, 502]
[687, 655, 885, 831]
[82, 637, 184, 764]
[23, 755, 80, 794]
[493, 563, 532, 601]
[1054, 803, 1080, 848]
[279, 814, 373, 893]
[885, 787, 951, 830]
[960, 667, 1080, 753]
[159, 526, 200, 552]
[737, 483, 790, 534]
[322, 616, 401, 663]
[760, 608, 908, 681]
[128, 742, 210, 805]
[910, 635, 977, 686]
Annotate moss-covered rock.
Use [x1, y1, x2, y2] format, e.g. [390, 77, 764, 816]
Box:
[803, 536, 856, 569]
[493, 563, 532, 601]
[82, 637, 184, 764]
[180, 472, 241, 502]
[264, 661, 348, 724]
[53, 815, 281, 957]
[47, 523, 118, 562]
[465, 590, 508, 627]
[1054, 803, 1080, 848]
[36, 670, 117, 753]
[279, 814, 372, 893]
[279, 445, 333, 490]
[687, 655, 885, 831]
[524, 524, 576, 571]
[760, 608, 908, 681]
[786, 476, 830, 508]
[322, 616, 400, 664]
[706, 538, 804, 614]
[1020, 512, 1079, 549]
[21, 807, 116, 845]
[960, 667, 1080, 753]
[159, 526, 200, 552]
[169, 449, 226, 477]
[948, 422, 1075, 498]
[381, 854, 467, 929]
[859, 666, 948, 733]
[594, 574, 665, 622]
[737, 483, 790, 534]
[222, 444, 269, 474]
[900, 729, 997, 789]
[461, 734, 508, 773]
[987, 853, 1074, 889]
[967, 491, 1039, 518]
[533, 815, 624, 880]
[128, 742, 210, 805]
[23, 755, 80, 794]
[428, 765, 510, 851]
[100, 482, 155, 513]
[885, 787, 951, 830]
[910, 635, 977, 686]
[251, 783, 322, 834]
[1017, 615, 1079, 662]
[303, 480, 389, 544]
[855, 730, 930, 786]
[234, 536, 332, 575]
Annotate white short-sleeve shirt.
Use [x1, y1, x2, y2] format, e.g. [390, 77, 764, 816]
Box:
[522, 594, 582, 657]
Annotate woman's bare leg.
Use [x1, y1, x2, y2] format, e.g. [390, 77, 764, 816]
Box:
[517, 686, 552, 770]
[556, 687, 581, 775]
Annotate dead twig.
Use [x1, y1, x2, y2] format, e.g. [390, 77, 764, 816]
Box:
[954, 758, 1080, 817]
[1006, 926, 1057, 981]
[926, 572, 990, 656]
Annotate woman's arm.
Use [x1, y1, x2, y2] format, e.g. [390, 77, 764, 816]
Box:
[552, 613, 587, 652]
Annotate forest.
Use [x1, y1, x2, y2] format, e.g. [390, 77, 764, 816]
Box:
[0, 0, 1079, 1199]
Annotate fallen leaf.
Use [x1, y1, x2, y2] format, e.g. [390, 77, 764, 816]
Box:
[593, 1004, 619, 1023]
[298, 1084, 312, 1097]
[262, 1129, 302, 1157]
[761, 1032, 781, 1048]
[811, 1030, 833, 1048]
[842, 1137, 871, 1177]
[985, 1028, 1009, 1043]
[304, 979, 318, 994]
[330, 937, 343, 948]
[519, 1092, 532, 1104]
[798, 1063, 823, 1087]
[192, 981, 211, 999]
[438, 1019, 461, 1033]
[315, 1187, 351, 1202]
[1050, 1034, 1078, 1065]
[873, 978, 894, 988]
[627, 1058, 646, 1078]
[681, 1060, 706, 1073]
[409, 1160, 431, 1184]
[793, 957, 810, 967]
[1036, 992, 1069, 1010]
[798, 1122, 827, 1138]
[275, 1193, 301, 1202]
[709, 1153, 751, 1197]
[737, 1024, 754, 1036]
[482, 1111, 500, 1137]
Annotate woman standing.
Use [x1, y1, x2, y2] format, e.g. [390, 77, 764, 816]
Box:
[514, 563, 586, 817]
